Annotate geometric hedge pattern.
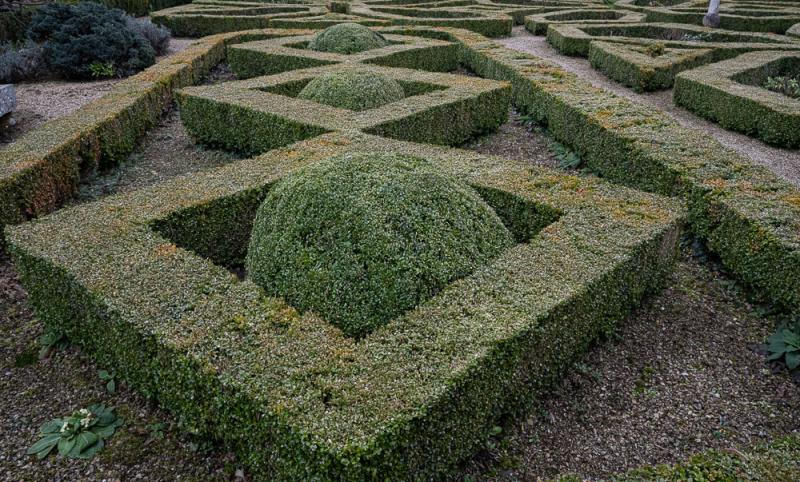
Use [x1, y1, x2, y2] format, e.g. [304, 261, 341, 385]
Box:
[4, 0, 800, 479]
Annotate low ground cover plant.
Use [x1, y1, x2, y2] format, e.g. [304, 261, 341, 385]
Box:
[764, 74, 800, 99]
[26, 404, 123, 460]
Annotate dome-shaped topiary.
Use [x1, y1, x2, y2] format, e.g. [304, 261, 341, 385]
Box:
[307, 23, 389, 54]
[297, 69, 405, 111]
[246, 152, 514, 338]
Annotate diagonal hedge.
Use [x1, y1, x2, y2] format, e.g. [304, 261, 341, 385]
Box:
[674, 50, 800, 148]
[444, 27, 800, 312]
[6, 131, 683, 480]
[0, 28, 313, 250]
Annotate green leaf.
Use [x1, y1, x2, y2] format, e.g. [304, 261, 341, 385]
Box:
[787, 352, 800, 371]
[106, 379, 116, 394]
[27, 434, 60, 458]
[68, 431, 98, 458]
[40, 419, 64, 434]
[98, 370, 110, 380]
[76, 439, 104, 459]
[92, 423, 117, 439]
[58, 435, 76, 456]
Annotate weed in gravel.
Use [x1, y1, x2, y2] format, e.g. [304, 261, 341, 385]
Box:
[27, 404, 123, 460]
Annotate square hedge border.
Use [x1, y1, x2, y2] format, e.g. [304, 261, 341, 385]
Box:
[674, 50, 800, 148]
[177, 63, 511, 155]
[641, 5, 800, 35]
[6, 131, 683, 480]
[524, 8, 646, 36]
[227, 32, 460, 78]
[152, 1, 513, 37]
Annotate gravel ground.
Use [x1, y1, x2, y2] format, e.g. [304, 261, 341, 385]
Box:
[497, 27, 800, 187]
[0, 36, 196, 144]
[464, 111, 560, 169]
[460, 251, 800, 480]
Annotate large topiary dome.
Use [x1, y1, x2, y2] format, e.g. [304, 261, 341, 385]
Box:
[246, 152, 514, 338]
[307, 23, 389, 54]
[297, 69, 405, 111]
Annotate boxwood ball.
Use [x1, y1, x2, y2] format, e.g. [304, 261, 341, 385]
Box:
[297, 69, 405, 111]
[246, 152, 514, 338]
[307, 23, 389, 54]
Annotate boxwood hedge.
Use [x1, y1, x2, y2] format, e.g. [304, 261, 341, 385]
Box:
[227, 32, 460, 79]
[448, 26, 800, 312]
[176, 63, 511, 155]
[0, 28, 313, 250]
[6, 131, 683, 480]
[674, 50, 800, 148]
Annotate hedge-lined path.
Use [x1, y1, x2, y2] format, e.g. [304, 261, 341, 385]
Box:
[499, 27, 800, 187]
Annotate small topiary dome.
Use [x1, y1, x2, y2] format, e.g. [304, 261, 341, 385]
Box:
[246, 152, 514, 338]
[297, 69, 405, 111]
[307, 23, 388, 54]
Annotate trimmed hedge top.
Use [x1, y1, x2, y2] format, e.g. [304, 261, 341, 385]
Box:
[308, 22, 389, 54]
[246, 151, 514, 338]
[298, 69, 405, 110]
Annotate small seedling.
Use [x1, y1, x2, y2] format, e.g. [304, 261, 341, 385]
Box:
[26, 404, 123, 460]
[38, 329, 66, 359]
[98, 369, 117, 394]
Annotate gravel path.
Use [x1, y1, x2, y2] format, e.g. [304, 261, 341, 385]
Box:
[497, 27, 800, 187]
[1, 37, 196, 144]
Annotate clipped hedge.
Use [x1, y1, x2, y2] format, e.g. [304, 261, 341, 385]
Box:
[524, 8, 645, 36]
[177, 63, 511, 155]
[450, 27, 800, 312]
[98, 0, 193, 17]
[642, 6, 800, 35]
[6, 131, 683, 480]
[0, 28, 313, 249]
[674, 50, 800, 148]
[152, 1, 512, 38]
[555, 433, 800, 481]
[546, 22, 800, 58]
[587, 41, 720, 91]
[246, 151, 514, 338]
[227, 32, 460, 79]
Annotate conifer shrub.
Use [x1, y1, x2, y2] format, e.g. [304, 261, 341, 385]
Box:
[27, 2, 155, 79]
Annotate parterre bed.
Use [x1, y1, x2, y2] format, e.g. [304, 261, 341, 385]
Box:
[5, 131, 683, 480]
[674, 50, 800, 148]
[3, 7, 800, 480]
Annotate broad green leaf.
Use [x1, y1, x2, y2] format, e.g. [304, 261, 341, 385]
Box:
[106, 379, 116, 394]
[77, 439, 104, 459]
[92, 423, 117, 439]
[58, 435, 76, 456]
[68, 431, 98, 458]
[40, 419, 64, 434]
[787, 351, 800, 371]
[27, 434, 60, 458]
